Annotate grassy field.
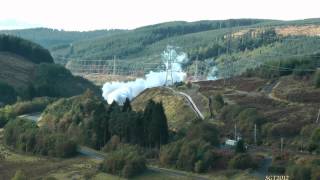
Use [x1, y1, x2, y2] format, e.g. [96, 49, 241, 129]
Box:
[272, 75, 320, 104]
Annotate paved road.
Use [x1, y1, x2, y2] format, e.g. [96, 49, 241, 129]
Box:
[18, 112, 42, 122]
[77, 146, 105, 160]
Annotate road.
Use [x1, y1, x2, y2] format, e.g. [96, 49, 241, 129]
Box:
[18, 112, 42, 122]
[77, 146, 105, 160]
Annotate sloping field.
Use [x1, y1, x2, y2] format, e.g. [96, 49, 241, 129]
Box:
[0, 52, 35, 89]
[272, 76, 320, 104]
[132, 87, 198, 130]
[234, 25, 320, 37]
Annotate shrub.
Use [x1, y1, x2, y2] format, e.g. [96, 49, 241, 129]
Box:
[0, 81, 17, 105]
[100, 144, 146, 178]
[160, 139, 218, 172]
[4, 118, 77, 158]
[228, 153, 257, 170]
[212, 94, 224, 112]
[186, 121, 220, 146]
[308, 128, 320, 154]
[194, 160, 205, 173]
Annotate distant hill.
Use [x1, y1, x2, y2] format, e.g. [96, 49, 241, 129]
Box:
[0, 35, 100, 106]
[0, 28, 124, 49]
[2, 18, 320, 77]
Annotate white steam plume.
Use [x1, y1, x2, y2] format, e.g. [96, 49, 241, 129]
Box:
[102, 46, 188, 104]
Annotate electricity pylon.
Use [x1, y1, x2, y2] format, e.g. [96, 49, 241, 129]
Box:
[165, 48, 174, 86]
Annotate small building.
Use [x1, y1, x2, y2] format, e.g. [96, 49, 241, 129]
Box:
[225, 139, 238, 146]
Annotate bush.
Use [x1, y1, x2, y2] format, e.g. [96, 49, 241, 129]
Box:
[228, 153, 258, 170]
[4, 118, 77, 158]
[308, 128, 320, 154]
[160, 139, 218, 172]
[194, 160, 205, 173]
[100, 144, 146, 178]
[0, 81, 17, 105]
[186, 121, 220, 146]
[211, 94, 224, 112]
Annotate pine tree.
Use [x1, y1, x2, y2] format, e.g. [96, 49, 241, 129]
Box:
[143, 100, 155, 147]
[122, 98, 132, 112]
[157, 102, 168, 146]
[145, 101, 168, 148]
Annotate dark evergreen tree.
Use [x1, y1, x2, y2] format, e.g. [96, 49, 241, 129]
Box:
[156, 102, 169, 146]
[143, 100, 155, 147]
[235, 139, 246, 153]
[143, 100, 168, 148]
[122, 98, 132, 112]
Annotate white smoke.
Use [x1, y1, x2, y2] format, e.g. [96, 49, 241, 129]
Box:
[102, 46, 188, 104]
[207, 66, 219, 80]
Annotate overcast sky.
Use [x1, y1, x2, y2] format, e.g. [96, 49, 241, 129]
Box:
[0, 0, 319, 31]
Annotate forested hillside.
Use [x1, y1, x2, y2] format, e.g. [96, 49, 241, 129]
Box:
[0, 35, 100, 106]
[0, 34, 53, 63]
[0, 28, 124, 49]
[2, 18, 320, 78]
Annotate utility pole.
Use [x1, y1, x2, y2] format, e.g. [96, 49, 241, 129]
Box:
[316, 108, 320, 124]
[113, 56, 116, 76]
[234, 123, 237, 140]
[165, 47, 174, 86]
[195, 56, 198, 81]
[254, 124, 257, 145]
[280, 137, 284, 153]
